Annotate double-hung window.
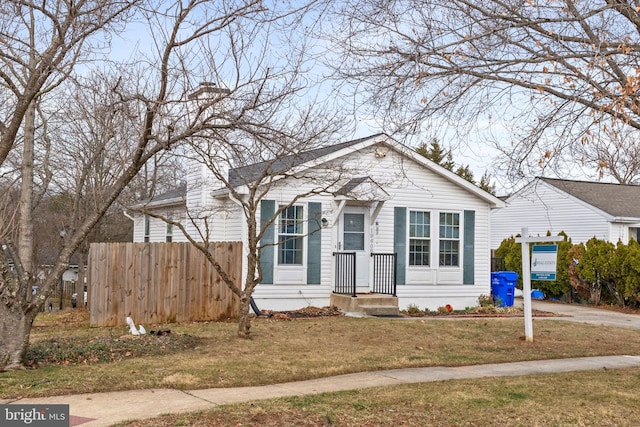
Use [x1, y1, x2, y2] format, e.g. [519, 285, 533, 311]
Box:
[278, 205, 304, 265]
[166, 221, 173, 242]
[409, 210, 430, 266]
[144, 215, 150, 242]
[439, 212, 460, 266]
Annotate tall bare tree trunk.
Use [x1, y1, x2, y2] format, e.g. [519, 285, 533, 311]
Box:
[2, 104, 38, 369]
[3, 38, 40, 369]
[0, 281, 38, 371]
[18, 99, 35, 285]
[1, 18, 48, 369]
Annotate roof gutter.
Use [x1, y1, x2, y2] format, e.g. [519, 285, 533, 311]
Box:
[123, 210, 135, 222]
[131, 196, 186, 210]
[611, 217, 640, 224]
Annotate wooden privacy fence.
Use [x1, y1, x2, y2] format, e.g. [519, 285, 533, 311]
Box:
[89, 242, 242, 327]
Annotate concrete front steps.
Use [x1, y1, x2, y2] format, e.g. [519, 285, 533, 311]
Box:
[330, 293, 400, 317]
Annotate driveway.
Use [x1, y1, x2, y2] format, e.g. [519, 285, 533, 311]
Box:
[522, 298, 640, 330]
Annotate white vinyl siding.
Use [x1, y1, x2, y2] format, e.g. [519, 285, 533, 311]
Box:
[133, 210, 189, 243]
[491, 180, 611, 248]
[321, 147, 491, 290]
[147, 137, 497, 312]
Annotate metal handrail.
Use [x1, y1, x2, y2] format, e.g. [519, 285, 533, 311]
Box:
[332, 252, 356, 297]
[371, 253, 397, 296]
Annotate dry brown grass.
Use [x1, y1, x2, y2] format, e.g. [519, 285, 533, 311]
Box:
[2, 308, 640, 402]
[119, 368, 640, 427]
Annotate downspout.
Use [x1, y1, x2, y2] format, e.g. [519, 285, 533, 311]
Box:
[250, 296, 264, 316]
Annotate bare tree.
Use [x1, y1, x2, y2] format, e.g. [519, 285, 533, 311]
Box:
[145, 127, 346, 337]
[328, 0, 640, 185]
[48, 69, 186, 289]
[0, 0, 275, 371]
[577, 124, 640, 184]
[133, 2, 346, 337]
[0, 0, 141, 371]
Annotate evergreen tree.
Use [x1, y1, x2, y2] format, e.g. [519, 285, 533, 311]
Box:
[415, 139, 495, 195]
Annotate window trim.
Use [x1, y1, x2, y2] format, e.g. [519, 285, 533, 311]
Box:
[144, 215, 150, 242]
[405, 209, 462, 269]
[439, 211, 460, 267]
[166, 221, 173, 243]
[343, 212, 365, 251]
[408, 210, 430, 266]
[277, 204, 305, 266]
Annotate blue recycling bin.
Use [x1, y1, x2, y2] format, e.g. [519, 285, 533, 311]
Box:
[531, 289, 545, 300]
[491, 271, 518, 307]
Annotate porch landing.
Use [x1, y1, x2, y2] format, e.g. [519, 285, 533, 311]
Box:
[330, 293, 400, 317]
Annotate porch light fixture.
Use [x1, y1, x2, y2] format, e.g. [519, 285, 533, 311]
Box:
[321, 217, 329, 228]
[374, 147, 388, 158]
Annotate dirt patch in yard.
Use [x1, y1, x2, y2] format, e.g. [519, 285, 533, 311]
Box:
[260, 305, 561, 320]
[26, 333, 201, 368]
[260, 305, 344, 320]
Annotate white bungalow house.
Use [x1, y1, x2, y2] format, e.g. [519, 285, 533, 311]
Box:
[491, 177, 640, 249]
[131, 133, 504, 313]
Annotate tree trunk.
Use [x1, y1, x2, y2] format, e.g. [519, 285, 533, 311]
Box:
[18, 99, 36, 279]
[590, 285, 601, 305]
[0, 298, 37, 371]
[237, 293, 252, 338]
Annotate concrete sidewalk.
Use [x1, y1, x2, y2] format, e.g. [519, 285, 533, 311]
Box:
[1, 355, 639, 427]
[3, 300, 640, 427]
[3, 355, 640, 427]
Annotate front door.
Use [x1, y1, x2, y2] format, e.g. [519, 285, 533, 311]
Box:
[339, 207, 370, 292]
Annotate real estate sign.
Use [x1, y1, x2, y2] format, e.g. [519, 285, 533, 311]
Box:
[531, 244, 558, 281]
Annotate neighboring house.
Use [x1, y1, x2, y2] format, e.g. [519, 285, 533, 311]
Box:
[132, 185, 187, 243]
[131, 133, 504, 311]
[491, 177, 640, 249]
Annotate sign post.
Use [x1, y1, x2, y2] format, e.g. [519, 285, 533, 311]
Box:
[515, 228, 563, 342]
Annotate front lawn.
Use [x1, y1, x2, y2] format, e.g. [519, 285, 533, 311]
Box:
[2, 308, 640, 400]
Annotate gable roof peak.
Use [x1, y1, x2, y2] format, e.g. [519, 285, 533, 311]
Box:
[535, 176, 640, 218]
[228, 133, 390, 187]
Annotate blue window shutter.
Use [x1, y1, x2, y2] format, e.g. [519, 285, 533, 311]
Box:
[260, 200, 275, 284]
[307, 202, 322, 284]
[394, 207, 406, 285]
[463, 210, 475, 285]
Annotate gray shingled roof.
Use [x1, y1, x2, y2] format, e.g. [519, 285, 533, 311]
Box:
[136, 184, 186, 206]
[334, 176, 372, 196]
[140, 134, 385, 204]
[333, 176, 389, 199]
[228, 134, 384, 187]
[541, 177, 640, 218]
